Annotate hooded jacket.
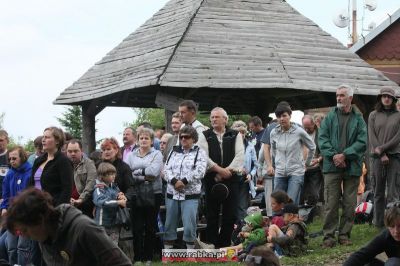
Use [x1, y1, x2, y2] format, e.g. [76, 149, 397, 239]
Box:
[40, 204, 131, 266]
[164, 145, 207, 200]
[0, 161, 31, 210]
[242, 212, 267, 249]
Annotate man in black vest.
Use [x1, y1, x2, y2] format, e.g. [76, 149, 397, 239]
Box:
[197, 107, 244, 247]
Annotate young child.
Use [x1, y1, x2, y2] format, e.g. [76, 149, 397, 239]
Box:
[93, 162, 127, 244]
[267, 203, 307, 257]
[270, 190, 293, 229]
[222, 212, 267, 255]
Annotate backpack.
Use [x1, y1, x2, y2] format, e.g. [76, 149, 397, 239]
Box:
[354, 190, 374, 224]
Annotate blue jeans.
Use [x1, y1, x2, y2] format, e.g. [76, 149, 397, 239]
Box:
[164, 198, 199, 243]
[274, 175, 304, 205]
[6, 230, 38, 265]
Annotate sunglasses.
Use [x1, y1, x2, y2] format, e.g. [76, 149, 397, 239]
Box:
[9, 157, 18, 161]
[179, 135, 192, 140]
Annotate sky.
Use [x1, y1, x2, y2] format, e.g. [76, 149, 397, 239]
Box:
[0, 0, 398, 145]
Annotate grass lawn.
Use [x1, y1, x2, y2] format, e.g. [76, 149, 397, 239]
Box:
[280, 216, 380, 265]
[150, 215, 380, 266]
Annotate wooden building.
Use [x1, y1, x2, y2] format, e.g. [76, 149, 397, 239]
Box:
[54, 0, 399, 153]
[351, 8, 400, 85]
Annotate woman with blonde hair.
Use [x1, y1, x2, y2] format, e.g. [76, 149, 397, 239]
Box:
[29, 126, 73, 206]
[126, 127, 163, 265]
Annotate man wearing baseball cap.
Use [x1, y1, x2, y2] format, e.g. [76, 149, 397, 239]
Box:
[368, 86, 400, 229]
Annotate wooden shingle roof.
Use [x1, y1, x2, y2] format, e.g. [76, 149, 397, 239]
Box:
[54, 0, 398, 108]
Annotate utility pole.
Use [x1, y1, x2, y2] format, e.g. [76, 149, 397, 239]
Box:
[351, 0, 358, 45]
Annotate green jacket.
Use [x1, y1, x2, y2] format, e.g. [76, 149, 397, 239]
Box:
[318, 106, 367, 176]
[243, 228, 267, 249]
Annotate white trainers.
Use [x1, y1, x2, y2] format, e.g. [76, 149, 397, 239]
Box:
[194, 237, 215, 249]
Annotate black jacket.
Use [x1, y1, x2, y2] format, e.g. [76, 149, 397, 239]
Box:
[30, 151, 73, 206]
[110, 158, 132, 194]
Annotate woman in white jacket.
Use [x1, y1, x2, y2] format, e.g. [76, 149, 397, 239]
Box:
[163, 125, 207, 250]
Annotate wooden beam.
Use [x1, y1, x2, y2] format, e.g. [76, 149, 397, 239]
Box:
[184, 88, 199, 98]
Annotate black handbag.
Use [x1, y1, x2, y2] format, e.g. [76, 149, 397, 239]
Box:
[136, 181, 155, 207]
[116, 207, 131, 230]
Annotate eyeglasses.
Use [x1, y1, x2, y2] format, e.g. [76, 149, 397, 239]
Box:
[160, 141, 167, 144]
[179, 135, 192, 140]
[9, 157, 18, 161]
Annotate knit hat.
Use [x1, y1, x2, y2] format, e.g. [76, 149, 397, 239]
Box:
[244, 212, 263, 228]
[379, 87, 396, 98]
[282, 203, 299, 215]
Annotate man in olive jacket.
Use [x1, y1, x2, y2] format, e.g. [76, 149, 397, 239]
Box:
[318, 84, 367, 248]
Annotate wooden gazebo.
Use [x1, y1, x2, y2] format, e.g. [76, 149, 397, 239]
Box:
[54, 0, 399, 153]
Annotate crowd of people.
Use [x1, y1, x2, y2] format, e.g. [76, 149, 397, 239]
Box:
[0, 84, 399, 265]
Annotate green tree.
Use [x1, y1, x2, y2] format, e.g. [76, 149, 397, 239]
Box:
[129, 108, 165, 129]
[128, 108, 251, 130]
[57, 106, 82, 139]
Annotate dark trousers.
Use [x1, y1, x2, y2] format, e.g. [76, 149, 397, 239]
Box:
[301, 168, 323, 206]
[204, 177, 239, 248]
[372, 156, 400, 227]
[131, 193, 162, 262]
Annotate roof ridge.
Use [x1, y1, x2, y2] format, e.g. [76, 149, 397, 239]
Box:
[157, 0, 205, 84]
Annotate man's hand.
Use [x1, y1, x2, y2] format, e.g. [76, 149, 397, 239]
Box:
[374, 147, 383, 156]
[245, 174, 252, 183]
[310, 158, 320, 166]
[71, 198, 83, 206]
[381, 154, 389, 165]
[1, 209, 7, 217]
[333, 154, 346, 166]
[267, 166, 275, 176]
[218, 167, 232, 179]
[174, 180, 185, 191]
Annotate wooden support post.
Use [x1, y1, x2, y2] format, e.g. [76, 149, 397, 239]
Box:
[164, 109, 174, 133]
[81, 101, 105, 154]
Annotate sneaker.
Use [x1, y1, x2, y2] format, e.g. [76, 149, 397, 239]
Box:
[133, 262, 144, 266]
[145, 261, 152, 266]
[338, 238, 353, 246]
[321, 238, 336, 248]
[194, 238, 215, 249]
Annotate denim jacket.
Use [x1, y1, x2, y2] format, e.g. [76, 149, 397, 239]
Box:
[93, 180, 120, 227]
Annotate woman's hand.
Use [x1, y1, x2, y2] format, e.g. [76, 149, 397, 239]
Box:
[1, 209, 7, 217]
[117, 192, 127, 201]
[118, 198, 127, 208]
[174, 180, 185, 191]
[267, 166, 275, 176]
